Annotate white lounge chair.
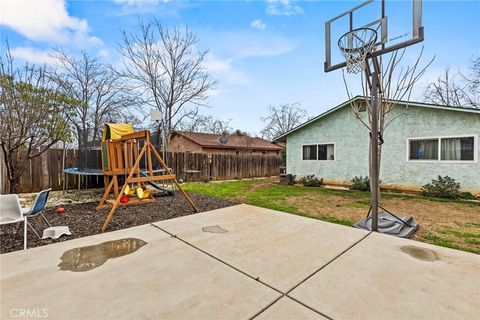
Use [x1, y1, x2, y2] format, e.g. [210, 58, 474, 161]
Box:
[0, 194, 27, 250]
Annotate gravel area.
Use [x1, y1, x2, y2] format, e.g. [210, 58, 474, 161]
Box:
[0, 192, 237, 254]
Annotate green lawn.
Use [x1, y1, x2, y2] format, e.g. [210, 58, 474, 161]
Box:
[184, 179, 480, 254]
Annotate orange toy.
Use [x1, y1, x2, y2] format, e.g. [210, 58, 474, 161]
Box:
[56, 207, 65, 214]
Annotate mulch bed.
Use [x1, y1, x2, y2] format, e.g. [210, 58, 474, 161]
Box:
[0, 193, 236, 254]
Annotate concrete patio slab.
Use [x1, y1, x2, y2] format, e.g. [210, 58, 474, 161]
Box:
[289, 232, 480, 320]
[1, 224, 280, 320]
[2, 205, 479, 320]
[154, 204, 369, 292]
[255, 297, 328, 320]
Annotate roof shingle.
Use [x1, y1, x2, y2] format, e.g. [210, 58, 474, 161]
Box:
[173, 132, 283, 150]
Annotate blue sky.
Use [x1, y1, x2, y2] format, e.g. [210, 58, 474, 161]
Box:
[1, 0, 479, 135]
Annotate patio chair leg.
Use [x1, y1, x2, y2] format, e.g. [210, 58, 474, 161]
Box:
[27, 221, 42, 239]
[24, 217, 27, 250]
[40, 213, 52, 228]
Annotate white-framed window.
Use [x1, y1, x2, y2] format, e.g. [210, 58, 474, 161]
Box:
[302, 143, 335, 161]
[302, 145, 317, 160]
[407, 134, 478, 162]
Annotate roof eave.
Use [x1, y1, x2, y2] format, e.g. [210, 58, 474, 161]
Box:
[273, 95, 363, 142]
[273, 97, 480, 142]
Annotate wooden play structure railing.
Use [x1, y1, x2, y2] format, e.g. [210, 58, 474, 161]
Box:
[97, 129, 198, 232]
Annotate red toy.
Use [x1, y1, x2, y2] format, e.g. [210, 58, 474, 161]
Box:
[120, 195, 129, 204]
[56, 207, 65, 214]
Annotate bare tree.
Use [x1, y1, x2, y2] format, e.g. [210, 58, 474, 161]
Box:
[462, 56, 480, 108]
[342, 47, 434, 185]
[50, 50, 140, 166]
[260, 103, 307, 140]
[177, 113, 232, 134]
[118, 19, 216, 152]
[423, 57, 480, 109]
[465, 56, 480, 86]
[0, 46, 75, 193]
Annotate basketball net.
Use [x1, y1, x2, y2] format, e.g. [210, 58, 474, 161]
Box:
[338, 28, 377, 74]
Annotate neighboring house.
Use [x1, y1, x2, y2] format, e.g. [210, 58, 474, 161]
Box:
[169, 131, 283, 155]
[274, 96, 480, 193]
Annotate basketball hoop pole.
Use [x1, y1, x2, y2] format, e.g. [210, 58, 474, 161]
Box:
[369, 66, 379, 232]
[366, 55, 383, 232]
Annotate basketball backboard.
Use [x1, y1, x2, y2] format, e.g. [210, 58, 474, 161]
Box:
[324, 0, 424, 72]
[150, 108, 162, 122]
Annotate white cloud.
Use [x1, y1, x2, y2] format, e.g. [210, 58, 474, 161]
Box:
[250, 19, 266, 31]
[266, 0, 303, 16]
[114, 0, 168, 4]
[208, 32, 296, 59]
[9, 47, 57, 65]
[237, 36, 295, 58]
[98, 49, 110, 59]
[204, 53, 250, 86]
[0, 0, 101, 46]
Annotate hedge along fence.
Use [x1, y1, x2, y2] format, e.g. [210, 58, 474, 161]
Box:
[0, 148, 282, 193]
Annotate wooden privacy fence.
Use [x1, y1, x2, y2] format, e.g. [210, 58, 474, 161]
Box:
[1, 148, 282, 193]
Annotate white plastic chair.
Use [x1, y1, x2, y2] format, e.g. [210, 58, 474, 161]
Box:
[21, 188, 71, 240]
[21, 188, 53, 239]
[0, 194, 27, 250]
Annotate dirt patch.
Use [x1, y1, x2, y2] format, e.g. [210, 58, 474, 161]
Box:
[0, 192, 236, 254]
[237, 178, 277, 202]
[284, 192, 480, 252]
[286, 195, 369, 222]
[18, 188, 106, 208]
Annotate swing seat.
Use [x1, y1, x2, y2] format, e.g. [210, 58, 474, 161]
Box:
[136, 187, 151, 199]
[124, 185, 135, 196]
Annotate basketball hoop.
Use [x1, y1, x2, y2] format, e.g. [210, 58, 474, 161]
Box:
[338, 28, 377, 74]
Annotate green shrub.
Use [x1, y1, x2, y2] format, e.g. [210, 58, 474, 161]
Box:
[301, 175, 323, 187]
[351, 176, 370, 191]
[421, 176, 461, 199]
[459, 192, 475, 200]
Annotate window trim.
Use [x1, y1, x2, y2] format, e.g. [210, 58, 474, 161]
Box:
[301, 142, 336, 162]
[302, 144, 318, 161]
[406, 134, 478, 163]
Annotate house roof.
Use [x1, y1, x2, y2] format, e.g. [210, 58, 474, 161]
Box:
[274, 96, 480, 142]
[173, 131, 283, 150]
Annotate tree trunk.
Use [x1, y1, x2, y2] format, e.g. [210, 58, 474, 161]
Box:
[4, 149, 29, 194]
[8, 174, 21, 194]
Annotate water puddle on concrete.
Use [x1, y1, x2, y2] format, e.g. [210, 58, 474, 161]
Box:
[202, 225, 228, 234]
[401, 245, 438, 262]
[58, 238, 147, 272]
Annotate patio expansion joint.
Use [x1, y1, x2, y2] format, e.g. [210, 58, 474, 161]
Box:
[150, 223, 372, 320]
[150, 223, 283, 294]
[251, 230, 372, 320]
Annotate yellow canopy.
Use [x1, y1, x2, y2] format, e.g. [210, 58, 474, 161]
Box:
[102, 123, 134, 141]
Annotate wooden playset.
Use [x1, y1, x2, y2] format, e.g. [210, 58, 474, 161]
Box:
[97, 123, 198, 231]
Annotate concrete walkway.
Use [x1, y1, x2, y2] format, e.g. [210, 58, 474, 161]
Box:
[1, 204, 479, 320]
